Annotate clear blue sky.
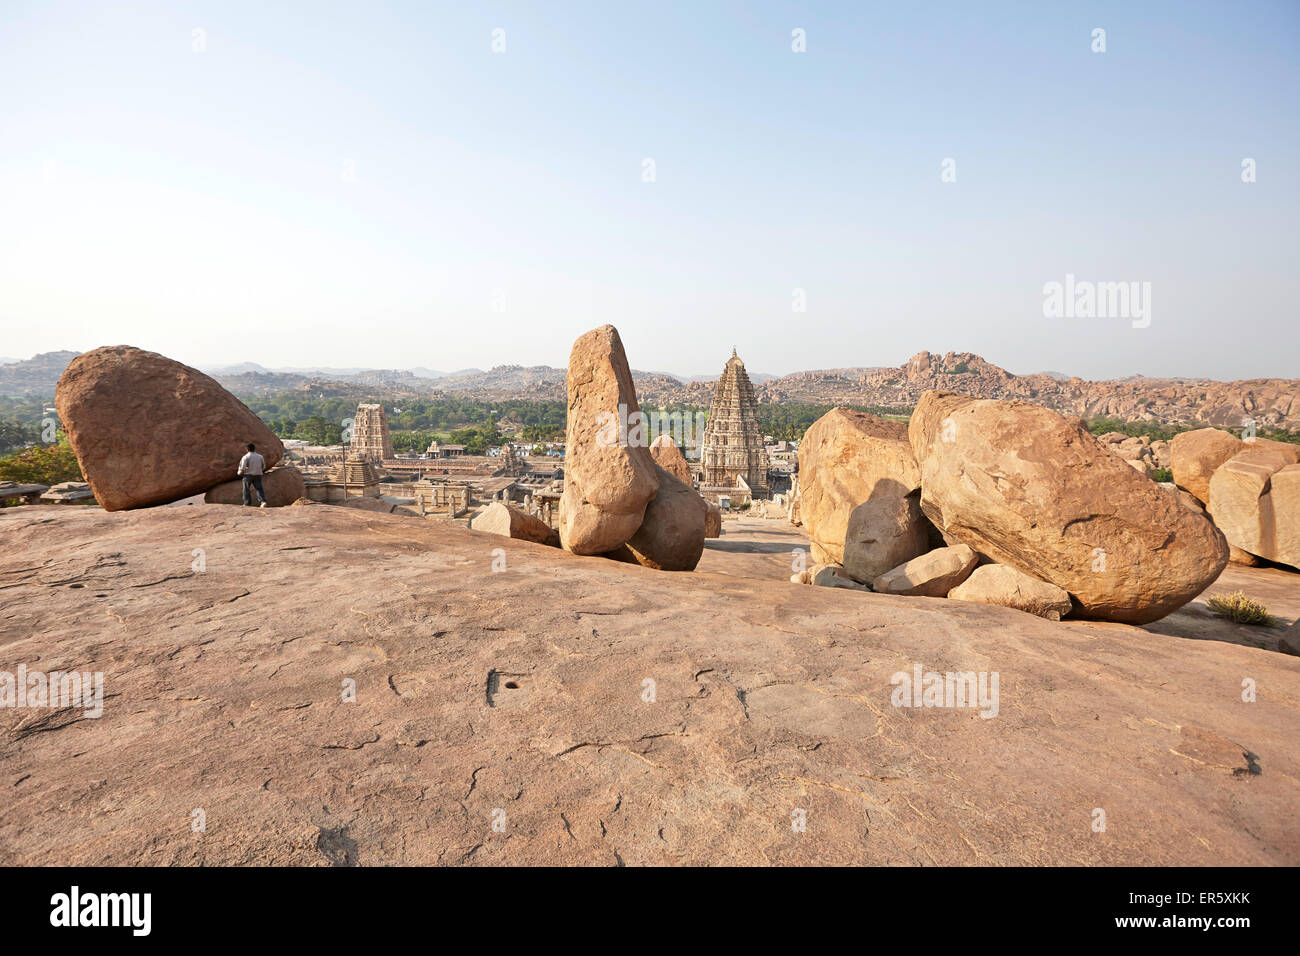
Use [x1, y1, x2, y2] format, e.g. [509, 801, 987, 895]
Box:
[1, 0, 1296, 380]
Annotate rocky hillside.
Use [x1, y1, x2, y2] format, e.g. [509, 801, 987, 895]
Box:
[741, 351, 1300, 430]
[5, 348, 1296, 430]
[3, 504, 1297, 865]
[0, 351, 79, 396]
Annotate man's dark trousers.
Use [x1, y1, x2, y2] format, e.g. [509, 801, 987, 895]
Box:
[242, 475, 266, 506]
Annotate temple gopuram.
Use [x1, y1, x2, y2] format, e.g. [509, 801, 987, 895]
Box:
[351, 403, 393, 462]
[699, 349, 769, 501]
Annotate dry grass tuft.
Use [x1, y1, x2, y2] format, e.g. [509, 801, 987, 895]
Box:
[1206, 591, 1276, 626]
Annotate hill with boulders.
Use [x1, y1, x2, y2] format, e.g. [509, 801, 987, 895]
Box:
[749, 351, 1300, 431]
[6, 347, 1296, 432]
[5, 330, 1298, 865]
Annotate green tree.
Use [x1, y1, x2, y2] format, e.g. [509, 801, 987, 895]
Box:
[0, 420, 39, 452]
[296, 415, 343, 445]
[0, 434, 83, 485]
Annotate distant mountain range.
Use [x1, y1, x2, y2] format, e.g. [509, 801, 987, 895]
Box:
[206, 362, 448, 379]
[0, 351, 81, 396]
[3, 349, 1297, 430]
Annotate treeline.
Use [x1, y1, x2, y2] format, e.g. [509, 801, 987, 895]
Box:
[237, 394, 568, 444]
[1, 420, 42, 453]
[0, 396, 55, 451]
[0, 434, 83, 489]
[756, 404, 912, 441]
[1082, 417, 1300, 445]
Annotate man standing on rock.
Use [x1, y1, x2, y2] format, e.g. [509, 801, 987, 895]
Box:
[238, 442, 268, 508]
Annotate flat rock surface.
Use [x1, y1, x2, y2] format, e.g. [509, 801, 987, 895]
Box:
[1, 507, 1297, 866]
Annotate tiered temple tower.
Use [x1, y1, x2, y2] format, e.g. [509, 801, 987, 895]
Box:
[352, 403, 393, 462]
[700, 349, 769, 498]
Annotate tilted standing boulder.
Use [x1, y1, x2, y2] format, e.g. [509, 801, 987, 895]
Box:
[559, 325, 660, 554]
[909, 391, 1228, 624]
[797, 408, 920, 565]
[56, 345, 284, 511]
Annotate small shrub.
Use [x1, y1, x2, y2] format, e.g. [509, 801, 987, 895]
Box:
[1206, 591, 1276, 626]
[1151, 467, 1172, 483]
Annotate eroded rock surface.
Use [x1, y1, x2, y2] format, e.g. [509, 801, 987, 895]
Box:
[1, 506, 1296, 866]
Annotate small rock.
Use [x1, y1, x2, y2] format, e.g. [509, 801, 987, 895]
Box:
[947, 564, 1073, 621]
[811, 564, 868, 590]
[872, 544, 979, 597]
[471, 501, 560, 547]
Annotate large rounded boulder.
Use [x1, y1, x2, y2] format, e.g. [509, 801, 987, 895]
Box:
[625, 465, 707, 571]
[55, 345, 283, 511]
[797, 408, 920, 565]
[909, 391, 1229, 624]
[559, 325, 659, 555]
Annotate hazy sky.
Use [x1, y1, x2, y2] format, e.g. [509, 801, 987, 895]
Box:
[1, 0, 1297, 380]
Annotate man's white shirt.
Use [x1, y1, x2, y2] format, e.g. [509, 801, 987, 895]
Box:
[238, 452, 266, 476]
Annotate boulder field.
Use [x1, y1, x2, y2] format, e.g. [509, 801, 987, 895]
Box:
[2, 505, 1296, 866]
[909, 392, 1229, 624]
[794, 395, 1235, 624]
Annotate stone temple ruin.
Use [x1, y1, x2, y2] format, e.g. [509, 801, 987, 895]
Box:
[304, 453, 383, 502]
[699, 349, 769, 501]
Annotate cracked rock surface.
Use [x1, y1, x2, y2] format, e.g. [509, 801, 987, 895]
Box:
[1, 506, 1297, 865]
